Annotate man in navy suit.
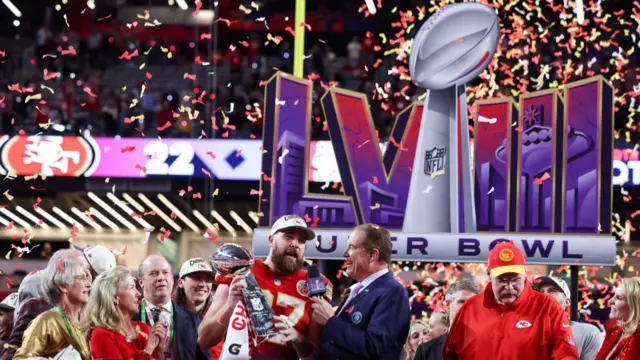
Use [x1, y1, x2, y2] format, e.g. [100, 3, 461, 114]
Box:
[133, 254, 210, 360]
[311, 223, 410, 360]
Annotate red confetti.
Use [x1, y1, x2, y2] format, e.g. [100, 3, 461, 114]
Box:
[135, 164, 147, 174]
[194, 0, 203, 15]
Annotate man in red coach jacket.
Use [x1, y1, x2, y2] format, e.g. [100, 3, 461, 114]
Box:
[443, 242, 580, 360]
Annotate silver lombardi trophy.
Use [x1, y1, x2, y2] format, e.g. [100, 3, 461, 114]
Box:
[211, 243, 277, 345]
[403, 3, 500, 233]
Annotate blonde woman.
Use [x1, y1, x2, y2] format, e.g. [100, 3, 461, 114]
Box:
[86, 266, 168, 359]
[595, 277, 640, 360]
[404, 320, 431, 360]
[14, 259, 92, 359]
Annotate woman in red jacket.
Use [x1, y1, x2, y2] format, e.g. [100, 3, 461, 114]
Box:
[595, 277, 640, 360]
[85, 266, 168, 359]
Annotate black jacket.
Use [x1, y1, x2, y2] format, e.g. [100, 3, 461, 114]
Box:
[414, 333, 447, 360]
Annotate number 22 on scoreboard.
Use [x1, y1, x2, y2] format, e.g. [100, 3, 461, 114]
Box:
[143, 141, 195, 176]
[262, 290, 306, 345]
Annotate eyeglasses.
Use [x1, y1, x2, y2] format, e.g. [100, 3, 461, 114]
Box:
[495, 275, 524, 286]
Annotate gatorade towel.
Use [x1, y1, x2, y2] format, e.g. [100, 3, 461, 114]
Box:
[220, 302, 250, 360]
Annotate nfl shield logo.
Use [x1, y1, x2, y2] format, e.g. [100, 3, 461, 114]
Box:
[424, 147, 446, 175]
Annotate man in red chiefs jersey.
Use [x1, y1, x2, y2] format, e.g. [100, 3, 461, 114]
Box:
[198, 215, 332, 360]
[443, 242, 580, 360]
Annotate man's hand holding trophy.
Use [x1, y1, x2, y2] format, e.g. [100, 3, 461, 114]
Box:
[204, 215, 325, 360]
[211, 243, 278, 347]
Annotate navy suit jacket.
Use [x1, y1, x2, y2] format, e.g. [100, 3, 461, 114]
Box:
[132, 302, 210, 360]
[319, 272, 410, 360]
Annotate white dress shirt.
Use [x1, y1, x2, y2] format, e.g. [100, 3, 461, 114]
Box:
[145, 300, 173, 348]
[339, 268, 390, 314]
[352, 268, 389, 292]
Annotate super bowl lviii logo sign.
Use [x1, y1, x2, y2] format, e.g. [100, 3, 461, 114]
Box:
[252, 3, 616, 266]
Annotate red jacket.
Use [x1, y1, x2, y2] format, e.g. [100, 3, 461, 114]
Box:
[90, 321, 154, 359]
[443, 281, 579, 360]
[595, 321, 640, 360]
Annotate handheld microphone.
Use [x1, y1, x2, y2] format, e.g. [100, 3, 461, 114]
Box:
[306, 265, 326, 298]
[152, 311, 160, 324]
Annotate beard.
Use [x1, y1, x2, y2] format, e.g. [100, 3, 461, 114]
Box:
[271, 248, 304, 275]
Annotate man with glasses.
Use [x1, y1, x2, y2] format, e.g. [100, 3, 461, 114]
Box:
[443, 242, 580, 360]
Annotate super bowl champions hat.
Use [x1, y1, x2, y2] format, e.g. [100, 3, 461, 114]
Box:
[535, 276, 571, 298]
[180, 258, 214, 278]
[270, 215, 316, 241]
[488, 242, 526, 277]
[0, 292, 18, 311]
[81, 245, 117, 274]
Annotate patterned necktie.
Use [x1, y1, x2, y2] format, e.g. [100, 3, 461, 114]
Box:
[338, 283, 364, 315]
[150, 308, 162, 324]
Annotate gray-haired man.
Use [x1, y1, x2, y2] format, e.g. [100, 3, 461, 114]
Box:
[535, 276, 603, 360]
[414, 280, 481, 360]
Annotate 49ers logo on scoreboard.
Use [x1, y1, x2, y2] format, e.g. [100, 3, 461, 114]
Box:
[0, 135, 100, 177]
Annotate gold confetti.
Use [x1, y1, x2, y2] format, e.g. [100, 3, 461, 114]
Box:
[25, 94, 42, 103]
[239, 4, 251, 14]
[430, 170, 445, 179]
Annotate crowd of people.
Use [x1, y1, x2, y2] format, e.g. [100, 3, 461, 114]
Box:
[0, 10, 420, 142]
[0, 215, 636, 359]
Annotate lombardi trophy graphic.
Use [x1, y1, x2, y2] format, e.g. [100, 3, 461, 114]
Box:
[403, 3, 500, 233]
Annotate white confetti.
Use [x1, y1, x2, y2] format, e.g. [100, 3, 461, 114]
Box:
[479, 115, 497, 124]
[278, 149, 290, 165]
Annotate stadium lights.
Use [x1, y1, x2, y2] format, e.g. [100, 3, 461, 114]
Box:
[106, 193, 152, 230]
[89, 207, 119, 230]
[88, 192, 136, 230]
[34, 207, 67, 229]
[192, 210, 217, 231]
[176, 0, 188, 10]
[53, 207, 85, 230]
[229, 210, 252, 234]
[157, 194, 199, 232]
[71, 207, 102, 230]
[2, 0, 21, 17]
[137, 194, 182, 232]
[87, 0, 95, 9]
[0, 208, 31, 229]
[211, 210, 236, 237]
[15, 206, 49, 228]
[122, 193, 146, 213]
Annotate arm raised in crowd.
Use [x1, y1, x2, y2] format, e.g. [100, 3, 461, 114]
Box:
[197, 276, 244, 349]
[319, 290, 409, 358]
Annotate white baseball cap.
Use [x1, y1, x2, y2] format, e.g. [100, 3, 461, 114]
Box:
[0, 292, 18, 311]
[270, 215, 316, 241]
[180, 258, 214, 278]
[535, 276, 571, 298]
[82, 245, 117, 275]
